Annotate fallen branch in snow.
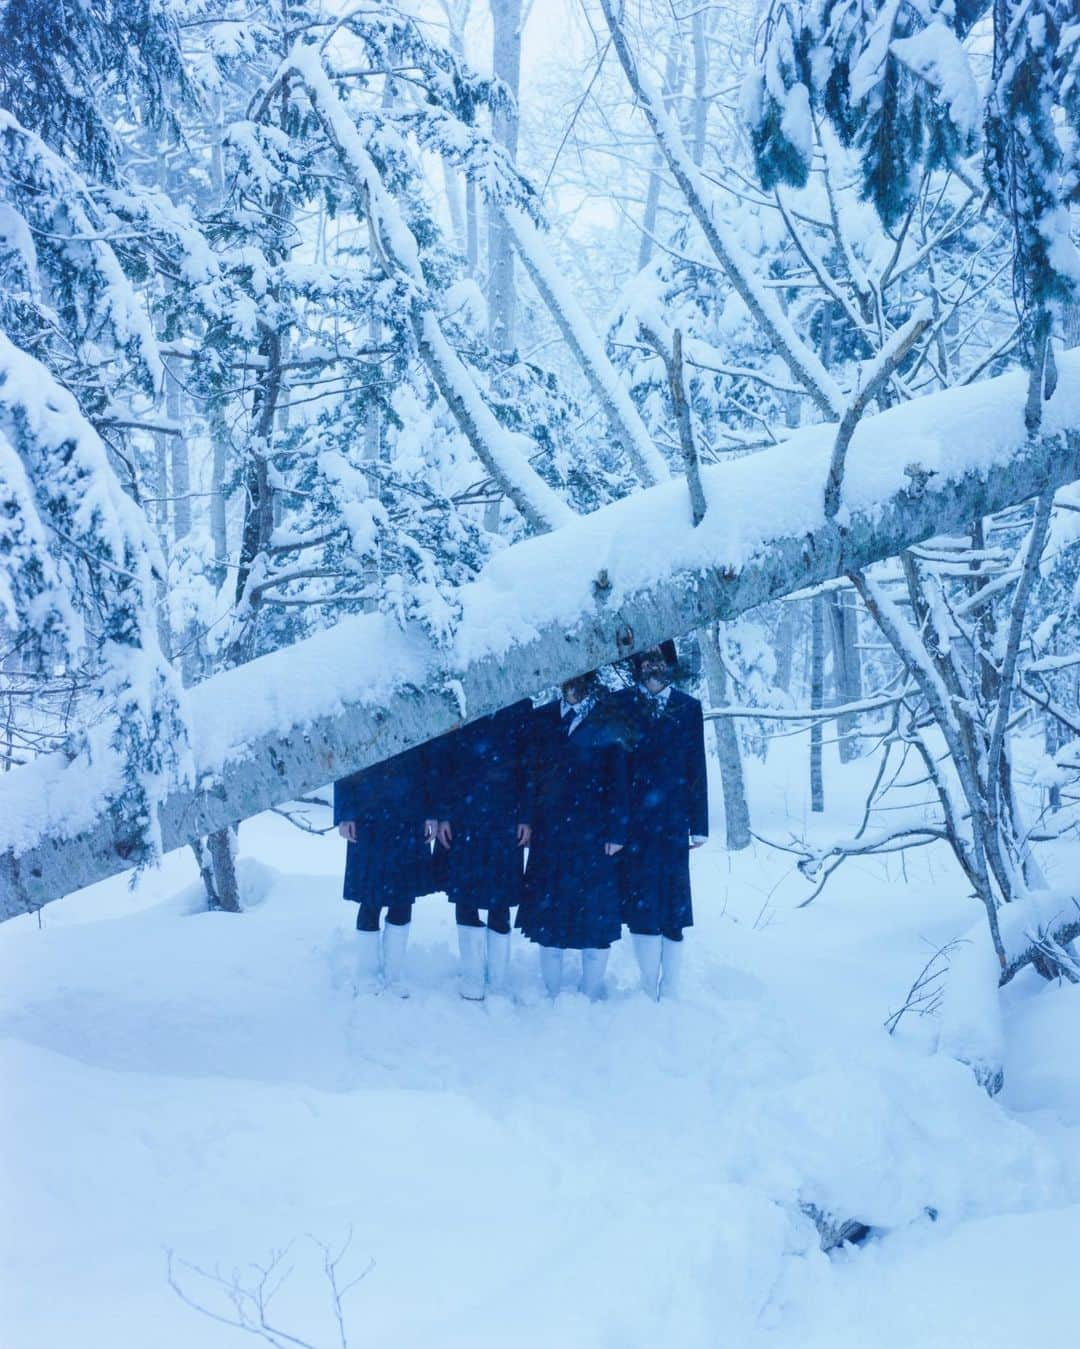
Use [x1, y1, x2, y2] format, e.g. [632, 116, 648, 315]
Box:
[798, 1203, 872, 1253]
[2, 357, 1079, 916]
[168, 1233, 373, 1349]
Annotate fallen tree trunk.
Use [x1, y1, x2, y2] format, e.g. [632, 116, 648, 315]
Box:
[2, 357, 1079, 916]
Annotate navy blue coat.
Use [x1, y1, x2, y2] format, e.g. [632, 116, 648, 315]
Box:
[615, 686, 708, 935]
[517, 698, 630, 950]
[333, 745, 432, 908]
[428, 700, 531, 910]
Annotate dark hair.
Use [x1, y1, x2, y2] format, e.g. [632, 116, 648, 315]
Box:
[561, 669, 601, 697]
[632, 640, 677, 673]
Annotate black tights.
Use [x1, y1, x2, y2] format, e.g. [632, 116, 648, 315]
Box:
[356, 901, 412, 932]
[455, 902, 511, 935]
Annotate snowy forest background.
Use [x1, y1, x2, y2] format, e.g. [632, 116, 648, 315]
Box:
[2, 1, 1080, 1345]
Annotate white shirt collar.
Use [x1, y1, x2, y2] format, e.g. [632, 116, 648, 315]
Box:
[559, 696, 592, 731]
[639, 682, 673, 707]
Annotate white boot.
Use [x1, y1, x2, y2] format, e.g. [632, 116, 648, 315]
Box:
[581, 947, 609, 1002]
[382, 922, 410, 998]
[458, 924, 486, 1001]
[632, 934, 662, 1001]
[660, 936, 684, 999]
[540, 945, 564, 999]
[486, 928, 511, 995]
[355, 929, 382, 995]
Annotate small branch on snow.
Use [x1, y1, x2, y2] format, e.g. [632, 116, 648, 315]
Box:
[885, 938, 966, 1034]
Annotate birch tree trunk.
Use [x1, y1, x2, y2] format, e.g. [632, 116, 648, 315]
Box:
[637, 34, 681, 271]
[690, 7, 709, 168]
[701, 623, 751, 849]
[774, 603, 795, 694]
[165, 359, 200, 686]
[810, 592, 825, 813]
[487, 0, 521, 351]
[828, 588, 862, 763]
[4, 387, 1077, 916]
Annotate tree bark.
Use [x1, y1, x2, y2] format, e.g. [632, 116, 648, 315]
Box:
[636, 33, 681, 271]
[486, 0, 521, 351]
[774, 603, 795, 695]
[701, 624, 751, 850]
[690, 7, 709, 168]
[828, 588, 862, 763]
[810, 593, 825, 813]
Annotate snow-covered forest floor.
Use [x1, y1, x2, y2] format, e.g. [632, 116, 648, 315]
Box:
[4, 742, 1079, 1349]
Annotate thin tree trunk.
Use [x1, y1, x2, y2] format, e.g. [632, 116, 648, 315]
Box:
[487, 0, 521, 350]
[637, 34, 681, 270]
[166, 360, 200, 685]
[690, 7, 709, 168]
[828, 587, 862, 763]
[443, 158, 467, 257]
[466, 175, 479, 275]
[810, 592, 825, 813]
[701, 624, 750, 850]
[774, 604, 795, 694]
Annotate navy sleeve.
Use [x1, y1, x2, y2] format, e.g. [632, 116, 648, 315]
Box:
[424, 732, 454, 821]
[607, 744, 631, 844]
[333, 772, 359, 825]
[521, 703, 547, 824]
[511, 701, 532, 822]
[687, 698, 709, 838]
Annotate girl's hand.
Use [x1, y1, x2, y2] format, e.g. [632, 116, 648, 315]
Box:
[604, 842, 624, 856]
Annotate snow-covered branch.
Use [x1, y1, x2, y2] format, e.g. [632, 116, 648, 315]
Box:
[284, 44, 574, 535]
[598, 0, 846, 420]
[502, 203, 669, 487]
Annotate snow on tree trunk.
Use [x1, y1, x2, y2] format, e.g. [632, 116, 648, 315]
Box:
[3, 358, 1077, 915]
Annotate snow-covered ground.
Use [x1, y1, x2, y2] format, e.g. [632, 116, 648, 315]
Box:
[3, 742, 1078, 1347]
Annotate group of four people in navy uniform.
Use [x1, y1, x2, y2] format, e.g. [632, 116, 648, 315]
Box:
[332, 641, 708, 1001]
